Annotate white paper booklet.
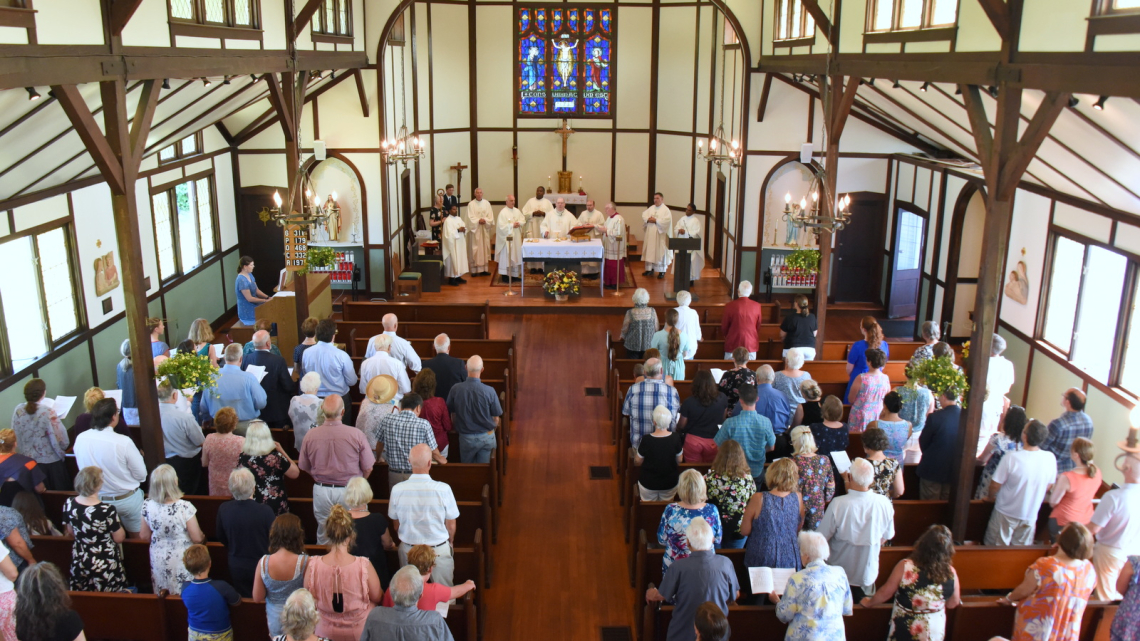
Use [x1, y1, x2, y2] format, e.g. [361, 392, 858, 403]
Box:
[246, 365, 268, 383]
[709, 368, 726, 384]
[749, 566, 796, 595]
[830, 450, 852, 474]
[103, 389, 123, 408]
[50, 396, 77, 420]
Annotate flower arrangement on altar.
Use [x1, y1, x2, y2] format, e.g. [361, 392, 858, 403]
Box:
[910, 355, 970, 407]
[542, 269, 581, 296]
[156, 351, 219, 391]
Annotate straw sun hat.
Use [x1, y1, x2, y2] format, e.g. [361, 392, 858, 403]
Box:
[366, 375, 398, 404]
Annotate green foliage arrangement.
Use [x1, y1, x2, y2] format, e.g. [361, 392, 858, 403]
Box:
[786, 248, 820, 273]
[155, 352, 219, 391]
[910, 354, 971, 408]
[542, 269, 581, 296]
[297, 245, 336, 276]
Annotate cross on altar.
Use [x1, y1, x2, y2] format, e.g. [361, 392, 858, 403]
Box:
[450, 161, 468, 198]
[555, 119, 575, 171]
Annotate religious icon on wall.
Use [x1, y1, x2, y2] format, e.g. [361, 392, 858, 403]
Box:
[1004, 259, 1029, 305]
[94, 250, 120, 296]
[518, 6, 613, 117]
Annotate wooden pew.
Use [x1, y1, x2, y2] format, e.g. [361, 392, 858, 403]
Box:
[343, 321, 486, 345]
[341, 300, 490, 325]
[610, 359, 908, 397]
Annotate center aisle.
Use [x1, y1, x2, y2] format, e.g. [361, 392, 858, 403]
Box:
[483, 313, 635, 640]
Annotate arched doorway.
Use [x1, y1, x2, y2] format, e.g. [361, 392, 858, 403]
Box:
[942, 183, 987, 337]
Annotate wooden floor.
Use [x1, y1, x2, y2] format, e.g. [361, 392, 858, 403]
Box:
[483, 313, 635, 639]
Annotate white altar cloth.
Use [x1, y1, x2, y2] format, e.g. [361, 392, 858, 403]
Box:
[519, 239, 604, 297]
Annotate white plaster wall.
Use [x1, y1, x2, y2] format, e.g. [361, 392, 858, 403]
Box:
[431, 3, 470, 130]
[70, 182, 123, 326]
[133, 177, 160, 297]
[1000, 189, 1052, 337]
[214, 153, 239, 251]
[475, 5, 515, 129]
[12, 194, 68, 233]
[34, 0, 104, 45]
[120, 0, 170, 47]
[657, 6, 697, 134]
[616, 6, 653, 130]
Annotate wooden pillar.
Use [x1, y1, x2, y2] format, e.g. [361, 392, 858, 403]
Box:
[54, 79, 164, 469]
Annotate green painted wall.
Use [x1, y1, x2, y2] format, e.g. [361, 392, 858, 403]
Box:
[164, 261, 225, 343]
[0, 376, 31, 428]
[1024, 353, 1081, 425]
[369, 248, 387, 294]
[36, 343, 95, 424]
[92, 318, 128, 390]
[221, 249, 240, 309]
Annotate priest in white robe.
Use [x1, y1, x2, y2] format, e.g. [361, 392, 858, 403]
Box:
[465, 187, 494, 277]
[673, 203, 705, 285]
[541, 198, 578, 239]
[576, 198, 606, 278]
[441, 205, 470, 285]
[496, 194, 525, 283]
[642, 192, 673, 279]
[522, 186, 553, 272]
[602, 202, 627, 287]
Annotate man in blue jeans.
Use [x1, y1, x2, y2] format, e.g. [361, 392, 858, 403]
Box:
[445, 355, 502, 463]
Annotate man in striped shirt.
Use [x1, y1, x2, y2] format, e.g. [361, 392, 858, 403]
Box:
[389, 444, 460, 586]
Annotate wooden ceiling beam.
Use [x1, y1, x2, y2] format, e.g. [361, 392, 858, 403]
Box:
[232, 71, 346, 145]
[353, 69, 369, 118]
[960, 85, 994, 168]
[977, 0, 1011, 40]
[108, 0, 146, 37]
[997, 91, 1069, 199]
[829, 76, 861, 141]
[798, 0, 837, 45]
[129, 79, 160, 162]
[50, 84, 124, 193]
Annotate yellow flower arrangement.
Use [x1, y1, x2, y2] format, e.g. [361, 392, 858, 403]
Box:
[543, 269, 581, 295]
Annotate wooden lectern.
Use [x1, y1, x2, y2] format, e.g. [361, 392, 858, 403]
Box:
[666, 236, 701, 302]
[258, 272, 333, 358]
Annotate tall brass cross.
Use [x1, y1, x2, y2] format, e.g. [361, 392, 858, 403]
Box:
[555, 119, 575, 171]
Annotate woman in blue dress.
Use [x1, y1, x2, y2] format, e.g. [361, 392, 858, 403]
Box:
[235, 255, 270, 326]
[845, 316, 889, 403]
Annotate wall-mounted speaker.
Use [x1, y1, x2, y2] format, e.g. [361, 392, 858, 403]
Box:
[800, 143, 813, 164]
[314, 140, 326, 161]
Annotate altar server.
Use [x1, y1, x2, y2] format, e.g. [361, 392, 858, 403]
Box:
[673, 203, 704, 286]
[576, 199, 606, 279]
[441, 205, 470, 286]
[602, 203, 627, 288]
[642, 192, 673, 279]
[522, 186, 553, 273]
[496, 195, 525, 283]
[466, 188, 494, 276]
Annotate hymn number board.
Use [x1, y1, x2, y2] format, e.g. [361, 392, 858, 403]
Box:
[285, 225, 310, 272]
[517, 5, 615, 118]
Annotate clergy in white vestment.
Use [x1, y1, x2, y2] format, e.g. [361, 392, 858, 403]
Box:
[673, 203, 705, 284]
[522, 186, 553, 272]
[642, 192, 673, 279]
[576, 199, 606, 277]
[466, 187, 494, 276]
[602, 202, 627, 287]
[541, 198, 578, 240]
[441, 206, 470, 285]
[496, 194, 525, 282]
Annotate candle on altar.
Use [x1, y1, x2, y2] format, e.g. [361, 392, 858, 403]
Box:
[578, 175, 583, 190]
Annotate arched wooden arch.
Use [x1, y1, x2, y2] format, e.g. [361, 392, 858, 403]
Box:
[941, 181, 987, 331]
[301, 152, 371, 290]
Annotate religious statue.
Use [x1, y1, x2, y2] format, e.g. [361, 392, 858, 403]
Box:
[552, 35, 578, 89]
[781, 209, 800, 247]
[325, 195, 340, 242]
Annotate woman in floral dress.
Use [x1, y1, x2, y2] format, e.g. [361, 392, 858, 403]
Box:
[862, 426, 904, 500]
[62, 466, 130, 592]
[999, 522, 1097, 641]
[1110, 555, 1140, 641]
[789, 425, 834, 530]
[975, 406, 1026, 499]
[237, 421, 299, 515]
[704, 441, 756, 550]
[140, 465, 206, 595]
[657, 469, 721, 575]
[718, 348, 757, 414]
[848, 348, 891, 433]
[862, 525, 960, 641]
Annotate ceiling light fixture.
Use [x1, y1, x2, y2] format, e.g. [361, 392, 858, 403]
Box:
[25, 87, 40, 101]
[223, 76, 231, 85]
[1093, 95, 1108, 111]
[920, 82, 929, 92]
[161, 78, 170, 90]
[250, 74, 259, 83]
[203, 77, 211, 87]
[892, 79, 901, 89]
[1068, 96, 1079, 108]
[955, 86, 962, 95]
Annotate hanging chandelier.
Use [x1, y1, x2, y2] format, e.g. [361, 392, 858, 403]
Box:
[697, 37, 741, 170]
[382, 42, 426, 167]
[785, 164, 851, 235]
[259, 167, 339, 229]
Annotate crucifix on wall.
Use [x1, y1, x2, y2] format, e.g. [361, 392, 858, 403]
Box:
[554, 118, 575, 193]
[450, 162, 468, 199]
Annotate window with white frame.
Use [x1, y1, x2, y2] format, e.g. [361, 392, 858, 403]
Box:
[869, 0, 958, 31]
[158, 133, 203, 165]
[0, 224, 82, 373]
[313, 0, 351, 37]
[775, 0, 815, 41]
[151, 176, 217, 282]
[169, 0, 258, 28]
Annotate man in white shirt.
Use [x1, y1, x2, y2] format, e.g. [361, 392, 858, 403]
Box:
[496, 194, 525, 283]
[74, 398, 147, 536]
[674, 290, 702, 350]
[364, 314, 422, 373]
[465, 188, 494, 276]
[642, 192, 673, 279]
[576, 199, 605, 278]
[673, 203, 704, 286]
[389, 444, 460, 586]
[359, 334, 412, 401]
[979, 333, 1016, 455]
[818, 457, 895, 601]
[1087, 448, 1140, 599]
[522, 186, 553, 273]
[984, 419, 1057, 546]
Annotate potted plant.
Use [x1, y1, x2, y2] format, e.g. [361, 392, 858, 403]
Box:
[786, 248, 820, 274]
[542, 269, 581, 301]
[155, 351, 219, 394]
[298, 246, 336, 276]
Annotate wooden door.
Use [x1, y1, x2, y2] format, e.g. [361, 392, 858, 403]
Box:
[832, 194, 886, 303]
[237, 187, 286, 289]
[711, 172, 726, 270]
[888, 208, 925, 318]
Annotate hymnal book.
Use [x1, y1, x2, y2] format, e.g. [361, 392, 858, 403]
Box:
[749, 567, 795, 595]
[830, 450, 852, 474]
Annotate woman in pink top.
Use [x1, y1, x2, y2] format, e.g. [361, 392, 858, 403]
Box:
[381, 544, 475, 610]
[200, 407, 245, 496]
[304, 505, 381, 641]
[848, 348, 891, 433]
[1047, 437, 1102, 541]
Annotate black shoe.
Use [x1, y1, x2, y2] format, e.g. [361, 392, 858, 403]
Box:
[500, 275, 511, 284]
[657, 272, 665, 279]
[643, 270, 652, 276]
[690, 280, 694, 288]
[448, 278, 458, 286]
[457, 277, 468, 284]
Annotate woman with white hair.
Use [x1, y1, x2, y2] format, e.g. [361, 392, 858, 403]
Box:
[789, 425, 835, 530]
[773, 348, 814, 408]
[238, 420, 300, 515]
[620, 288, 659, 359]
[289, 372, 323, 450]
[140, 464, 206, 595]
[635, 405, 684, 501]
[216, 467, 276, 597]
[273, 588, 323, 641]
[772, 531, 853, 640]
[657, 469, 722, 574]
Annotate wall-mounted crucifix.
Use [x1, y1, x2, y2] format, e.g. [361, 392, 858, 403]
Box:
[450, 161, 469, 198]
[555, 119, 575, 171]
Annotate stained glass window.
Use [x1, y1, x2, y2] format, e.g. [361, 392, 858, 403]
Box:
[517, 5, 613, 118]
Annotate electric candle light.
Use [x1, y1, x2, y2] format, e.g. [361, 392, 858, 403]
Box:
[785, 193, 792, 204]
[272, 191, 282, 207]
